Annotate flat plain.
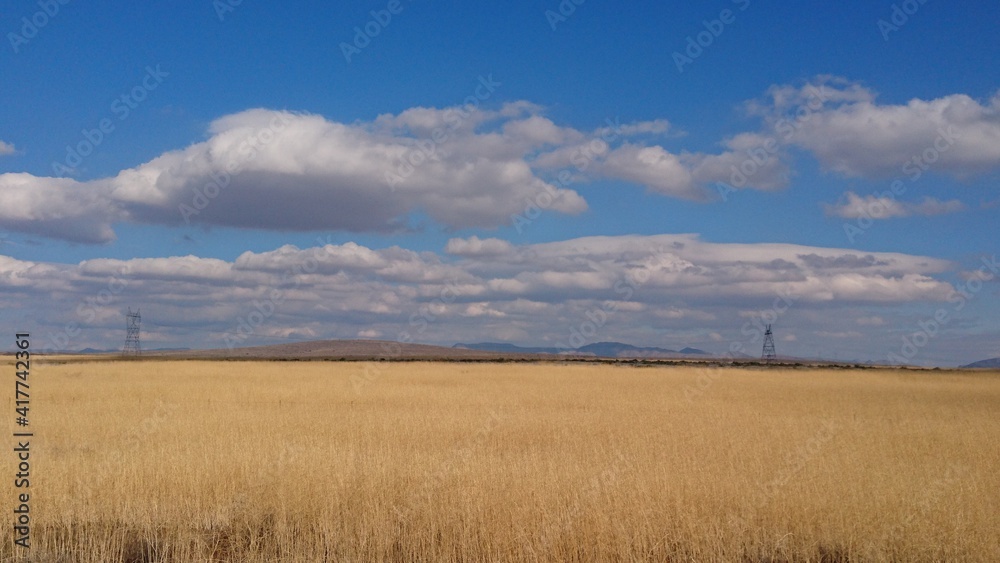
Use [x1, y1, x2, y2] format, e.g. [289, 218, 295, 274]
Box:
[3, 359, 999, 562]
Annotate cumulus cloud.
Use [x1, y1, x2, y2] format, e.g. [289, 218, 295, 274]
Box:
[118, 107, 591, 232]
[445, 236, 515, 257]
[823, 192, 966, 219]
[0, 174, 120, 243]
[754, 76, 1000, 178]
[535, 129, 791, 201]
[550, 77, 1000, 202]
[0, 105, 591, 243]
[598, 144, 703, 200]
[3, 80, 995, 244]
[0, 102, 809, 243]
[0, 140, 15, 155]
[2, 234, 959, 352]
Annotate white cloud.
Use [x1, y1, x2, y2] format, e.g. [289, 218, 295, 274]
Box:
[462, 302, 507, 318]
[824, 192, 966, 219]
[114, 107, 588, 232]
[539, 131, 791, 201]
[686, 133, 791, 192]
[2, 234, 959, 352]
[0, 173, 120, 243]
[0, 141, 15, 155]
[598, 144, 701, 200]
[502, 115, 581, 146]
[654, 307, 714, 321]
[756, 77, 1000, 178]
[0, 102, 809, 244]
[445, 236, 515, 257]
[0, 105, 589, 243]
[3, 82, 995, 246]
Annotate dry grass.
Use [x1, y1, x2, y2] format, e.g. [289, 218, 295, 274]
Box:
[3, 359, 999, 562]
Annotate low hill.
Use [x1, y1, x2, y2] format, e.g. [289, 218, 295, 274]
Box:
[961, 357, 1000, 368]
[43, 339, 873, 366]
[454, 341, 708, 358]
[78, 347, 190, 354]
[149, 339, 550, 361]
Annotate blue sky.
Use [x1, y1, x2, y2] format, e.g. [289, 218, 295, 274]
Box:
[1, 0, 998, 365]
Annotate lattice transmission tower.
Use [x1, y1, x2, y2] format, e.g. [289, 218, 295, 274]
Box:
[123, 308, 142, 356]
[761, 324, 776, 364]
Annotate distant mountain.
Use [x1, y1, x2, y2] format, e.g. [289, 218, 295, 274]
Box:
[454, 341, 709, 358]
[961, 357, 1000, 368]
[576, 342, 675, 358]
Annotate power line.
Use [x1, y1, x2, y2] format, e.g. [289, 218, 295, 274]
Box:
[123, 308, 142, 356]
[761, 324, 776, 364]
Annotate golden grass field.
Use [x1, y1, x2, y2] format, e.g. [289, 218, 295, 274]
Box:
[3, 359, 999, 562]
